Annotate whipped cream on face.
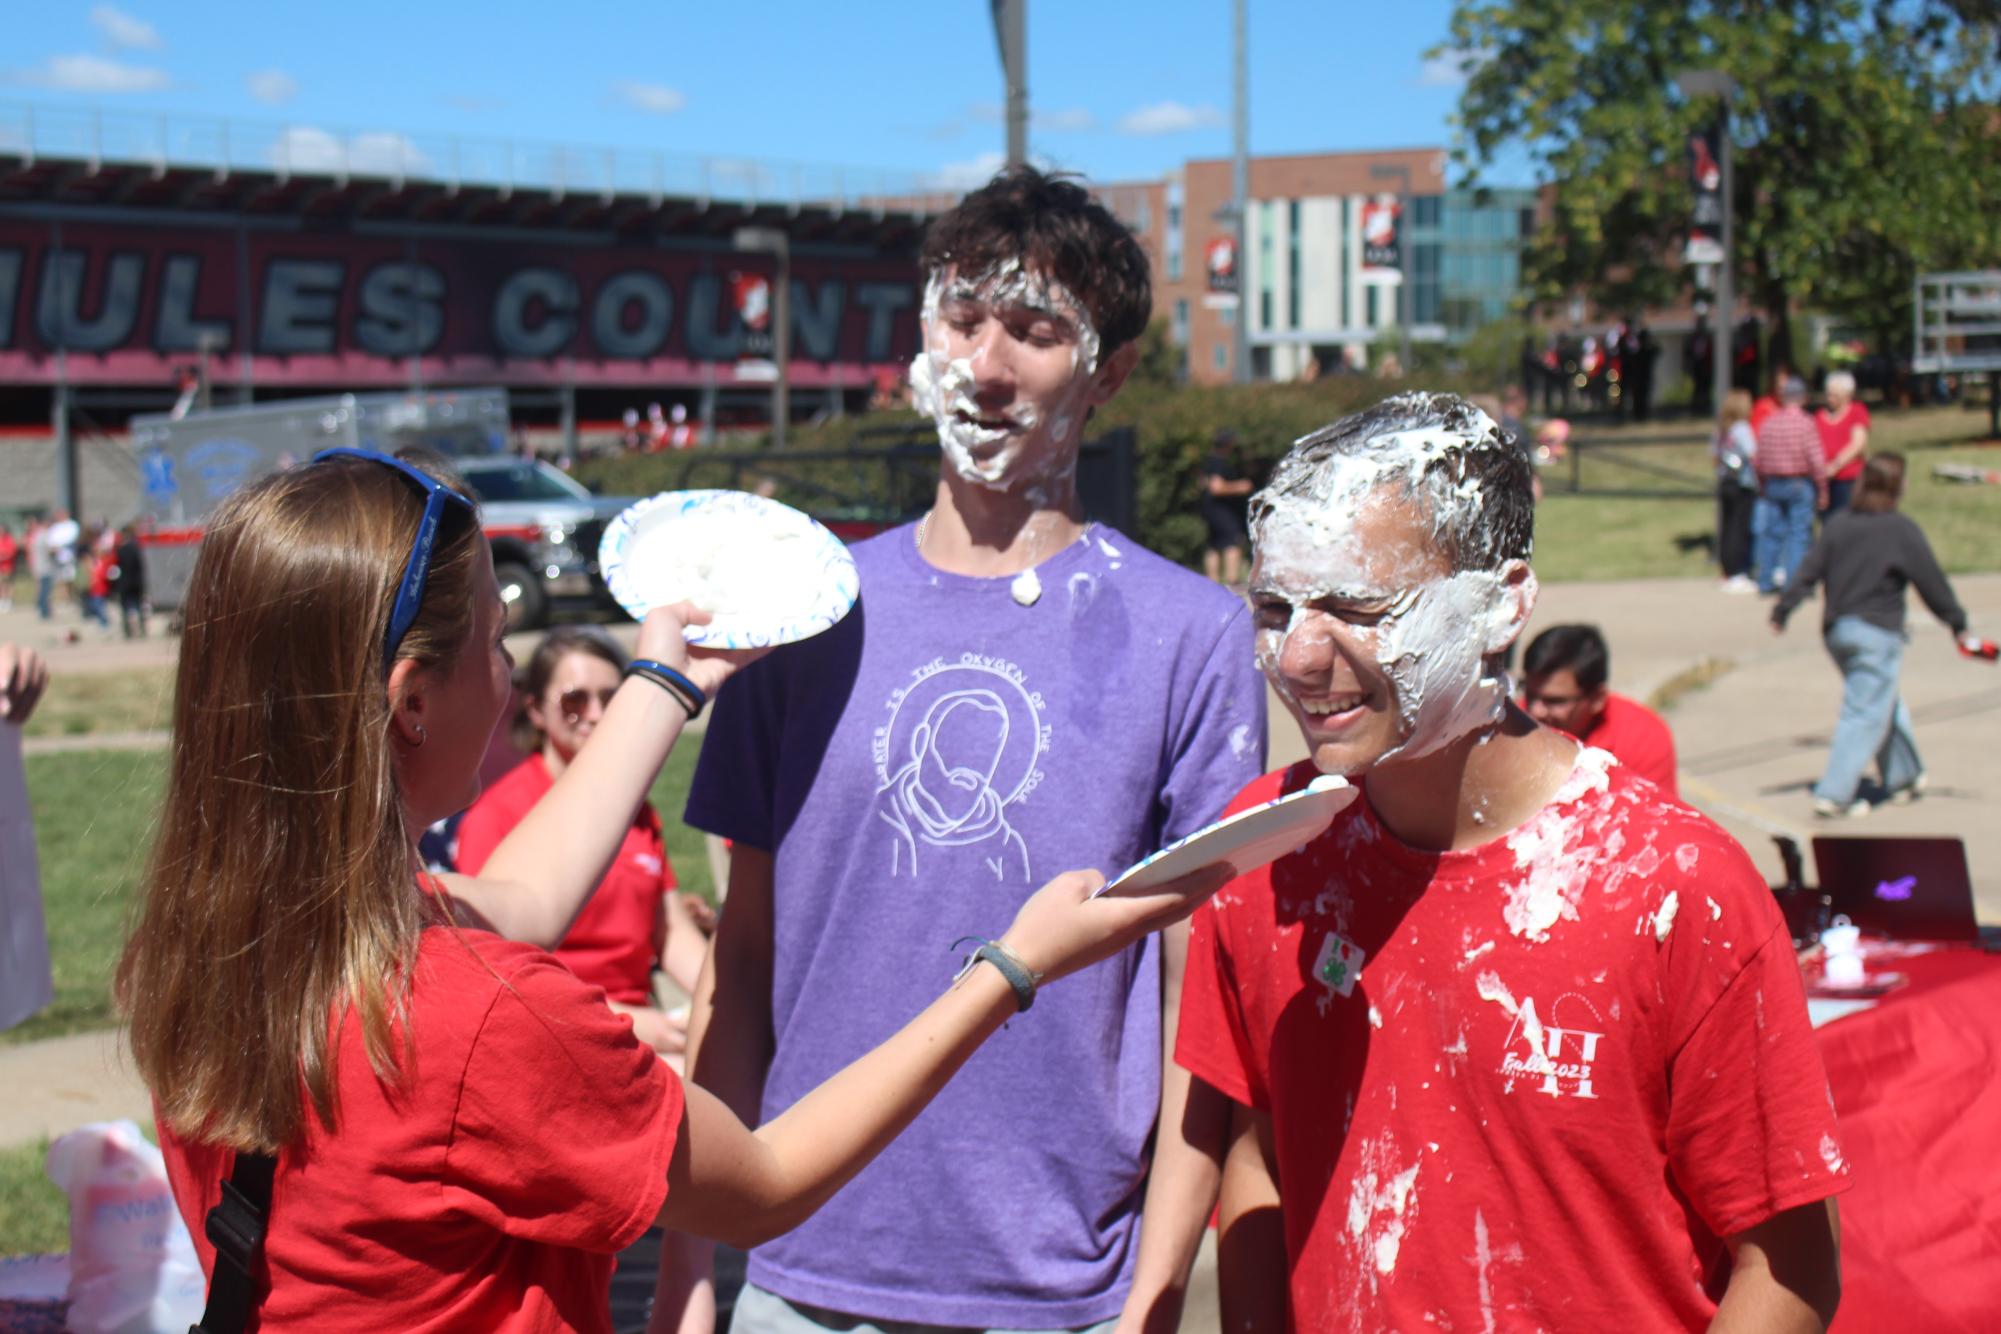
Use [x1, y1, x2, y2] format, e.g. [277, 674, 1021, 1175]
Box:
[1252, 399, 1531, 767]
[908, 261, 1102, 495]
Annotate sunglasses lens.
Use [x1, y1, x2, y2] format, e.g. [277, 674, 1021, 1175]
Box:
[560, 688, 616, 720]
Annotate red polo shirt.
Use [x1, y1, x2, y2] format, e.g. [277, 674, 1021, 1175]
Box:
[455, 754, 677, 1004]
[1816, 402, 1871, 482]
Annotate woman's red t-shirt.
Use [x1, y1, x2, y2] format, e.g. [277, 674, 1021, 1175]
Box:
[159, 926, 683, 1332]
[454, 753, 677, 1004]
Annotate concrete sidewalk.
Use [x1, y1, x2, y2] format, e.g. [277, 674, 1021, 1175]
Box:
[1263, 572, 2001, 918]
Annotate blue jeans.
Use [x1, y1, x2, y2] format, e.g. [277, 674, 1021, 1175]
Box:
[1816, 616, 1923, 804]
[36, 573, 53, 619]
[1755, 476, 1816, 593]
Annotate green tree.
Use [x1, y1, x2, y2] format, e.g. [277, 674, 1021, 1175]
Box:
[1442, 1, 2001, 350]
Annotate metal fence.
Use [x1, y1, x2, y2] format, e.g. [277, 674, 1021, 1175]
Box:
[1554, 430, 1715, 499]
[0, 101, 966, 214]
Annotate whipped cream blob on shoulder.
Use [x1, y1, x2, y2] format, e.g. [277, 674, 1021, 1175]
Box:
[908, 260, 1103, 497]
[1250, 393, 1537, 772]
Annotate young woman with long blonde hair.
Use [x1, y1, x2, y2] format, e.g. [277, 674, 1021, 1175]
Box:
[117, 449, 1214, 1332]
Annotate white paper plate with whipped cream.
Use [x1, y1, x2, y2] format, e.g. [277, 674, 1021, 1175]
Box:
[598, 490, 860, 648]
[1096, 774, 1358, 897]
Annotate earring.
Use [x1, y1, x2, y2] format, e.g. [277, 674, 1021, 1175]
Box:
[412, 724, 428, 748]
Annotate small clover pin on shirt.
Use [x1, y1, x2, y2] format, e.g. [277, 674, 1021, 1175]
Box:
[1312, 931, 1366, 999]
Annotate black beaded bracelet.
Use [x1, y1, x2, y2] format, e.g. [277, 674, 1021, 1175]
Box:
[625, 658, 706, 720]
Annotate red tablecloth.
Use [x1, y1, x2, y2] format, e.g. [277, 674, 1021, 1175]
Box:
[1817, 947, 2001, 1331]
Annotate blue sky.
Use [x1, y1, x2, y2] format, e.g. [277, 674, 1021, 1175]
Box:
[4, 2, 1504, 189]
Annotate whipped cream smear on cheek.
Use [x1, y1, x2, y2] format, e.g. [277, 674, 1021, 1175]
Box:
[1254, 416, 1531, 771]
[907, 262, 1103, 498]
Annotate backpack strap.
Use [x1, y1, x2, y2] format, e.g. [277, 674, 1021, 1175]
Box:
[188, 1150, 276, 1334]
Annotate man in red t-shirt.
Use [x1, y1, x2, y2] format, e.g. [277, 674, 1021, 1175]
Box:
[1815, 370, 1871, 517]
[1164, 393, 1847, 1332]
[1520, 622, 1680, 797]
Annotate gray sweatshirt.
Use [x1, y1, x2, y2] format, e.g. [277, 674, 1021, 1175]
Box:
[1772, 509, 1967, 635]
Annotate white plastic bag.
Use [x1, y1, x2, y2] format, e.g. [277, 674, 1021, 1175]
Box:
[43, 1119, 205, 1334]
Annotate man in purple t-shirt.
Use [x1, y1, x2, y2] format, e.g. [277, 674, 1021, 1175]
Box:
[659, 168, 1266, 1334]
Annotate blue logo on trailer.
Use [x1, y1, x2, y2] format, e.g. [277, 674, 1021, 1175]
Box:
[140, 448, 178, 501]
[185, 439, 263, 502]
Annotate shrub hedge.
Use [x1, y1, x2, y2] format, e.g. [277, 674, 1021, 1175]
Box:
[573, 373, 1477, 570]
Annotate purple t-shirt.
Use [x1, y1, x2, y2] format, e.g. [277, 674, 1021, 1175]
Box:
[687, 522, 1265, 1327]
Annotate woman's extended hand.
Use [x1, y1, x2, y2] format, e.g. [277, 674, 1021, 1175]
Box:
[998, 864, 1235, 986]
[633, 603, 773, 699]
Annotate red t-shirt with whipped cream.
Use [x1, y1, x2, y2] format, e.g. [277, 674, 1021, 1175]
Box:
[159, 924, 684, 1332]
[1574, 691, 1679, 799]
[1177, 750, 1849, 1333]
[455, 753, 676, 1004]
[1816, 402, 1871, 481]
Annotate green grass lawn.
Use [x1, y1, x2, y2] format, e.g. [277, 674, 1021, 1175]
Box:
[20, 668, 173, 741]
[4, 735, 712, 1050]
[1534, 406, 2000, 581]
[0, 1137, 68, 1254]
[6, 750, 166, 1046]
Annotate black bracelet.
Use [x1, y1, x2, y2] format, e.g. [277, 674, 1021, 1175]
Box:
[625, 658, 706, 719]
[951, 936, 1039, 1012]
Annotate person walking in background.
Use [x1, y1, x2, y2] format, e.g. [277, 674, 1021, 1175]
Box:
[1713, 389, 1760, 593]
[0, 525, 18, 613]
[455, 626, 712, 1065]
[1200, 428, 1254, 585]
[113, 525, 148, 639]
[27, 517, 53, 621]
[1773, 453, 1970, 819]
[1816, 370, 1870, 519]
[1753, 376, 1827, 594]
[80, 526, 114, 633]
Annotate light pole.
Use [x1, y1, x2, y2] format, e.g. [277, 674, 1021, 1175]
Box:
[1369, 163, 1413, 376]
[734, 225, 791, 448]
[1675, 69, 1738, 416]
[1223, 0, 1252, 383]
[991, 0, 1027, 169]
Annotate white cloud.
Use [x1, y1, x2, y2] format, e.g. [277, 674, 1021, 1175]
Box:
[1117, 101, 1224, 136]
[89, 6, 162, 50]
[612, 80, 686, 115]
[967, 102, 1095, 132]
[271, 127, 429, 177]
[928, 150, 1007, 190]
[1036, 106, 1096, 132]
[246, 68, 298, 105]
[15, 53, 170, 94]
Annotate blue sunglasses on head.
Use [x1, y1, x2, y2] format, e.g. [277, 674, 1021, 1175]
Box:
[309, 447, 478, 670]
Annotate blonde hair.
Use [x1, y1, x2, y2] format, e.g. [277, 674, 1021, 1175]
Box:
[1717, 388, 1753, 432]
[117, 454, 482, 1153]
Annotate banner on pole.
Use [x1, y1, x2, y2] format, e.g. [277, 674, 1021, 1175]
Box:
[1685, 125, 1725, 266]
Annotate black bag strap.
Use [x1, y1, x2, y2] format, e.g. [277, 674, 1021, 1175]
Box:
[188, 1150, 277, 1334]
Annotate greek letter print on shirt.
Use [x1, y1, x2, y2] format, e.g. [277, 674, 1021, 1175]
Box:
[873, 653, 1052, 882]
[1178, 750, 1851, 1331]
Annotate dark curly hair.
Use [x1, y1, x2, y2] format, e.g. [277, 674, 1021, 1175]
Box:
[1250, 392, 1537, 573]
[919, 166, 1152, 360]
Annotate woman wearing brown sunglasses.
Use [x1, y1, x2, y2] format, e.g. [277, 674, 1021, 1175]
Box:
[116, 450, 1223, 1333]
[457, 626, 710, 1062]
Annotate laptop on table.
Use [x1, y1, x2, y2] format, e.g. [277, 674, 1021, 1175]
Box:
[1809, 836, 1983, 945]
